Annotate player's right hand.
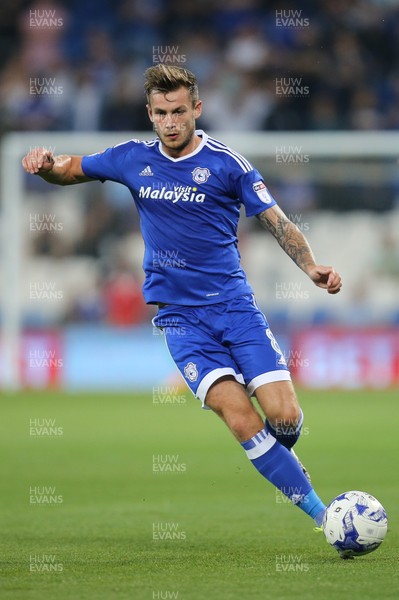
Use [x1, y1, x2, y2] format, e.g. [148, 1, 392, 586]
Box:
[22, 147, 55, 175]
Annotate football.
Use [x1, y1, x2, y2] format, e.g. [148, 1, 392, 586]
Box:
[322, 490, 388, 559]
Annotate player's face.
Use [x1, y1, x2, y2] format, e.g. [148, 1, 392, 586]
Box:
[147, 87, 202, 157]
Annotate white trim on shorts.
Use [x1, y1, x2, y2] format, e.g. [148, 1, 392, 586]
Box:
[196, 368, 245, 408]
[247, 370, 291, 396]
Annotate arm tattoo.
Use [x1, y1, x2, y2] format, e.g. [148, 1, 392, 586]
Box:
[257, 210, 316, 273]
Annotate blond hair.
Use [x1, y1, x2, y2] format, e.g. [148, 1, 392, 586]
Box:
[144, 64, 199, 106]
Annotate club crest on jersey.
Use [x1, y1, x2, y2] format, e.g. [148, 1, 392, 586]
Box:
[184, 361, 198, 382]
[192, 167, 211, 184]
[253, 181, 273, 204]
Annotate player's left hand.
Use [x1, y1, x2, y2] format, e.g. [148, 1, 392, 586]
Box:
[307, 265, 342, 294]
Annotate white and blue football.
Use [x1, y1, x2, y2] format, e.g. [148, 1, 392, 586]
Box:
[322, 490, 388, 558]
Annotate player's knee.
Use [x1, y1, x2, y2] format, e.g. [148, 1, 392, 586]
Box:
[227, 410, 263, 442]
[272, 404, 301, 429]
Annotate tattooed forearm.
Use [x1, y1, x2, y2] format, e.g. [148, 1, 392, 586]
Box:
[257, 209, 316, 274]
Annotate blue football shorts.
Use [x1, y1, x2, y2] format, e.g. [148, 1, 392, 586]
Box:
[152, 294, 291, 408]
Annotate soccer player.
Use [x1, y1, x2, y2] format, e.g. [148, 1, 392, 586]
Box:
[22, 64, 342, 535]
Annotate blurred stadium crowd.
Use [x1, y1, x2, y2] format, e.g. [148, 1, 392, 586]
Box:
[1, 0, 399, 327]
[2, 0, 399, 133]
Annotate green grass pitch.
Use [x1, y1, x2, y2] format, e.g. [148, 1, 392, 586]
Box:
[0, 388, 398, 600]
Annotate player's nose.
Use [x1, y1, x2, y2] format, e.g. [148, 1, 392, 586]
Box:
[164, 114, 176, 128]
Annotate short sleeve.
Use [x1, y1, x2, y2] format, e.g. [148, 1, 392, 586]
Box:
[235, 168, 277, 217]
[81, 139, 135, 184]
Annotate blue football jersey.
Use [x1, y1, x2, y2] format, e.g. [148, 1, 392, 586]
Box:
[81, 130, 276, 305]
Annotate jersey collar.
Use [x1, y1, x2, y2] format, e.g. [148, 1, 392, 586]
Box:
[157, 130, 208, 162]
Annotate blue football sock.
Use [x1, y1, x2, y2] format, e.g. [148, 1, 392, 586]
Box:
[241, 428, 326, 524]
[265, 409, 303, 449]
[297, 490, 326, 525]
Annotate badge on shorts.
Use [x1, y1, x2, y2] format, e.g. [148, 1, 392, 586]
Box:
[184, 361, 198, 382]
[253, 180, 273, 204]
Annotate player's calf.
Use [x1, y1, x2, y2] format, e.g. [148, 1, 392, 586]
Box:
[265, 406, 311, 481]
[255, 381, 303, 449]
[265, 408, 304, 449]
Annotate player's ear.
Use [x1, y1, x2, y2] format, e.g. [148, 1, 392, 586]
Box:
[146, 103, 154, 122]
[194, 100, 202, 119]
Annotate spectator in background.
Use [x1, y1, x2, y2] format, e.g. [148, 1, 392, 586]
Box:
[176, 33, 218, 86]
[71, 65, 103, 131]
[350, 87, 382, 130]
[202, 69, 274, 131]
[103, 266, 148, 326]
[18, 0, 68, 72]
[308, 93, 344, 130]
[113, 0, 163, 61]
[199, 19, 274, 131]
[74, 190, 120, 259]
[100, 64, 150, 131]
[224, 22, 269, 71]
